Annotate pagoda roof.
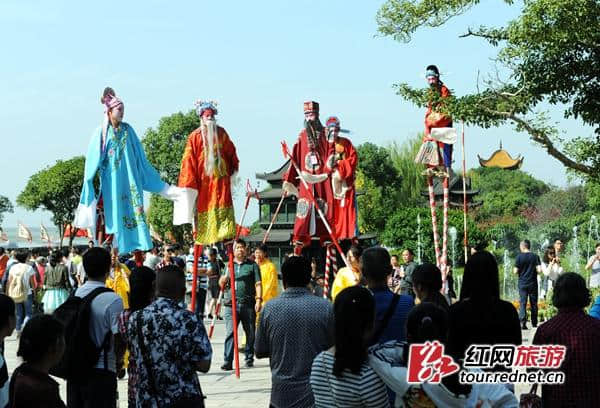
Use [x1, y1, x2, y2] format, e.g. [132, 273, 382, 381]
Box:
[478, 142, 523, 170]
[256, 160, 291, 182]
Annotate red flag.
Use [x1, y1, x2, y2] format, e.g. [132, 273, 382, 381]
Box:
[236, 224, 250, 237]
[64, 224, 89, 238]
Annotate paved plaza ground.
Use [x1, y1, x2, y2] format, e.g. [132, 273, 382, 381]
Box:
[3, 317, 535, 407]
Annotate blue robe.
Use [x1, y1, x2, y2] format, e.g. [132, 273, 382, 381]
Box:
[79, 122, 166, 253]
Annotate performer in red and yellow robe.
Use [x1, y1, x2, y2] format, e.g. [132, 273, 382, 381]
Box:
[415, 65, 454, 176]
[325, 116, 358, 241]
[175, 101, 239, 244]
[283, 101, 334, 253]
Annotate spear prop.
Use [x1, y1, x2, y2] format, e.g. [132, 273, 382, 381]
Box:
[281, 141, 349, 267]
[262, 191, 287, 244]
[208, 180, 259, 379]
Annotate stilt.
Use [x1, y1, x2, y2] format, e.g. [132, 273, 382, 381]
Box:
[427, 175, 442, 267]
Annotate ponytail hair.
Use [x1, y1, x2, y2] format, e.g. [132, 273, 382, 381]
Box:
[406, 302, 448, 343]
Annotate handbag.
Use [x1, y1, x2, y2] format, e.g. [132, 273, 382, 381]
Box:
[136, 313, 205, 407]
[519, 384, 542, 408]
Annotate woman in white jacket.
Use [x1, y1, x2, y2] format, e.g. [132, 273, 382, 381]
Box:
[368, 303, 518, 407]
[540, 247, 563, 298]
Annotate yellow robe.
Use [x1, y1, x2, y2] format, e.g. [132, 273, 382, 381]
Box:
[106, 263, 131, 309]
[331, 266, 360, 301]
[258, 259, 279, 304]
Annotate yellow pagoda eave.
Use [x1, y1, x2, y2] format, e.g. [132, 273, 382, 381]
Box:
[478, 142, 524, 170]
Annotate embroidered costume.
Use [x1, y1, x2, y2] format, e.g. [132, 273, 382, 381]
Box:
[325, 116, 359, 241]
[283, 101, 335, 250]
[74, 89, 180, 253]
[175, 101, 239, 245]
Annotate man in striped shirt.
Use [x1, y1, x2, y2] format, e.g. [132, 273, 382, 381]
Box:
[186, 248, 208, 318]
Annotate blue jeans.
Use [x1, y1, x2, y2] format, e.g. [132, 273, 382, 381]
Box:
[223, 304, 255, 364]
[15, 293, 33, 331]
[519, 285, 538, 326]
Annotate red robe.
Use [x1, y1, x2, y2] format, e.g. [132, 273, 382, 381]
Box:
[283, 128, 334, 245]
[327, 136, 358, 240]
[424, 84, 453, 167]
[178, 126, 239, 244]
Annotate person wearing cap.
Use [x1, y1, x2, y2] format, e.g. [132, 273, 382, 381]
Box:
[324, 116, 359, 242]
[282, 101, 335, 255]
[174, 100, 239, 246]
[415, 65, 453, 177]
[74, 87, 183, 255]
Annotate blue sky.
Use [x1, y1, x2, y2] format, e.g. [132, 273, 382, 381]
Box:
[0, 0, 592, 229]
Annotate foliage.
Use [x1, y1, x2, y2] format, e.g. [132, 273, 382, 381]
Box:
[377, 0, 600, 180]
[469, 167, 549, 221]
[143, 110, 200, 184]
[142, 110, 200, 242]
[584, 181, 600, 213]
[356, 143, 403, 234]
[17, 157, 85, 247]
[0, 196, 14, 227]
[525, 186, 587, 225]
[381, 206, 484, 266]
[388, 135, 427, 207]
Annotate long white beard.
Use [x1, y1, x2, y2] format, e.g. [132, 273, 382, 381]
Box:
[201, 118, 220, 176]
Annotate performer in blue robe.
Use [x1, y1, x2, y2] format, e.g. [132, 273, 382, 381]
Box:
[74, 87, 179, 253]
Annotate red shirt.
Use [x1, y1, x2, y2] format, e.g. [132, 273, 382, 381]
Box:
[532, 308, 600, 407]
[0, 254, 8, 280]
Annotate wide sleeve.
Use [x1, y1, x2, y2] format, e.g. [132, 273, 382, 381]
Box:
[129, 125, 167, 194]
[73, 128, 103, 228]
[262, 263, 279, 301]
[221, 128, 239, 176]
[283, 136, 301, 187]
[337, 140, 358, 182]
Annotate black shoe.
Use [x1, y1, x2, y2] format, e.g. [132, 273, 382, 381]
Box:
[221, 362, 233, 371]
[245, 360, 254, 368]
[532, 323, 538, 328]
[522, 323, 528, 330]
[117, 368, 126, 379]
[217, 316, 223, 320]
[208, 314, 213, 320]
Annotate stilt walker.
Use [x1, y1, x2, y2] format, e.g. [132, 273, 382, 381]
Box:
[174, 100, 241, 377]
[415, 66, 456, 269]
[73, 87, 183, 257]
[461, 122, 469, 263]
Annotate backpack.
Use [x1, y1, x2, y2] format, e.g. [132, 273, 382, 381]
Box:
[8, 264, 28, 303]
[50, 287, 113, 380]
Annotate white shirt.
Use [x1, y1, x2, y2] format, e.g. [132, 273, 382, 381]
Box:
[8, 263, 36, 296]
[75, 280, 124, 372]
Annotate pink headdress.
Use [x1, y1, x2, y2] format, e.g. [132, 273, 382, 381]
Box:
[101, 89, 124, 151]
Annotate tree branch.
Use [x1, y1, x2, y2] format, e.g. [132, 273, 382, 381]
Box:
[482, 106, 594, 175]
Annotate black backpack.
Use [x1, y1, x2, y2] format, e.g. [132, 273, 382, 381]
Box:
[50, 287, 113, 380]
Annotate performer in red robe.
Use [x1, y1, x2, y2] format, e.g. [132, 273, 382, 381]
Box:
[325, 116, 358, 241]
[283, 101, 334, 254]
[175, 101, 239, 245]
[415, 64, 454, 177]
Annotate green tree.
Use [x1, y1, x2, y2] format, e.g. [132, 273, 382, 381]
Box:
[356, 142, 403, 235]
[377, 0, 600, 180]
[469, 167, 549, 221]
[17, 157, 85, 247]
[381, 206, 484, 266]
[0, 196, 14, 227]
[142, 110, 199, 243]
[388, 135, 426, 207]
